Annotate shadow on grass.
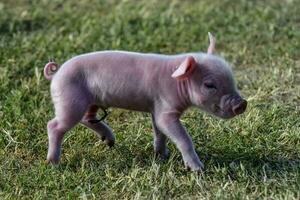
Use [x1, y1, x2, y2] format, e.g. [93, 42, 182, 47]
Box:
[201, 149, 300, 179]
[47, 140, 299, 179]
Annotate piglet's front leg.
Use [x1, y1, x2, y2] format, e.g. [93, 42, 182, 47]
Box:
[154, 111, 204, 171]
[151, 114, 169, 159]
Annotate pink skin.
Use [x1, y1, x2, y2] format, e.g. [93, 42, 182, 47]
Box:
[44, 33, 247, 171]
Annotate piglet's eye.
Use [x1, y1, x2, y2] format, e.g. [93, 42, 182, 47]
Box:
[204, 82, 217, 90]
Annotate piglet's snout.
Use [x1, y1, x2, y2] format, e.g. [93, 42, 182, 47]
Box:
[232, 98, 247, 115]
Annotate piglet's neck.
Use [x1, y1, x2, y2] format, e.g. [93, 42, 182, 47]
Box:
[176, 78, 193, 112]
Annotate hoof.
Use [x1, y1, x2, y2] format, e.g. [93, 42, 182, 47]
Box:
[184, 161, 204, 172]
[46, 157, 60, 165]
[155, 148, 170, 160]
[100, 135, 114, 147]
[106, 139, 115, 148]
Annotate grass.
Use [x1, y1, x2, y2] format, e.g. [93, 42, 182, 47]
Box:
[0, 0, 299, 199]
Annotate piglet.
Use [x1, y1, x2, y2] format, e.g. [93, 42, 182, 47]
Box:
[44, 33, 247, 171]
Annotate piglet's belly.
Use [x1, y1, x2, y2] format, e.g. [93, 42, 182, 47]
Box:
[95, 92, 153, 112]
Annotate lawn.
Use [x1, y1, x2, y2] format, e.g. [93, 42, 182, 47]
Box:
[0, 0, 299, 199]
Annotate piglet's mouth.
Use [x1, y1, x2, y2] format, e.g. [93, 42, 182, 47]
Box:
[212, 102, 247, 119]
[212, 95, 248, 119]
[212, 104, 222, 113]
[212, 104, 230, 118]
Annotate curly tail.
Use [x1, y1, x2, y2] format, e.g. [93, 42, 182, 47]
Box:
[44, 61, 59, 81]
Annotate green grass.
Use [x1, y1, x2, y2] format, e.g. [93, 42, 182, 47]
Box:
[0, 0, 299, 199]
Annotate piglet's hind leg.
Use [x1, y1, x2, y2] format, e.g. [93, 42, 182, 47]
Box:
[47, 92, 90, 164]
[47, 117, 84, 164]
[81, 105, 115, 147]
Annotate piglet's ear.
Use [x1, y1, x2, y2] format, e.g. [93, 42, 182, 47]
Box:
[207, 32, 216, 54]
[171, 56, 196, 80]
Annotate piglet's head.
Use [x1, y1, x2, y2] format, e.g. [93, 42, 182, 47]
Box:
[172, 33, 247, 119]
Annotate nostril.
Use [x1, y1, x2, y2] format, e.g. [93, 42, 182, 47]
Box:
[233, 99, 247, 115]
